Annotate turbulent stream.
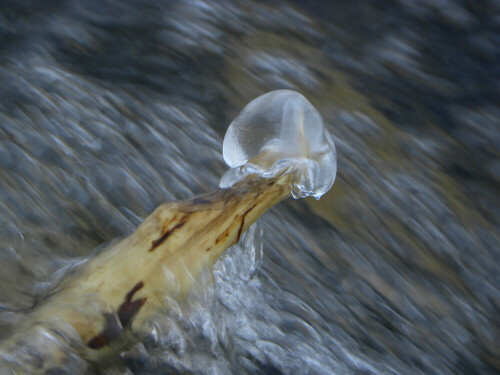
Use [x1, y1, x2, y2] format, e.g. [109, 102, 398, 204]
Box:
[0, 1, 499, 374]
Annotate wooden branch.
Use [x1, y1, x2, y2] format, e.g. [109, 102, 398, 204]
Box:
[0, 174, 292, 374]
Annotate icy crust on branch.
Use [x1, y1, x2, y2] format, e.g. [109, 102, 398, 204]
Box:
[220, 90, 337, 199]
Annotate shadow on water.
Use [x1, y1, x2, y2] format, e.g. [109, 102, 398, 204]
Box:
[0, 0, 499, 374]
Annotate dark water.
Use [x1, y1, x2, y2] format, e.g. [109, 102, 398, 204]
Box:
[0, 1, 499, 374]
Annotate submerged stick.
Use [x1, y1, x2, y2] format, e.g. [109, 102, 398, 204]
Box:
[0, 174, 292, 373]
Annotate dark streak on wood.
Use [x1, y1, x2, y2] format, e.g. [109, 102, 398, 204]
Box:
[215, 203, 258, 246]
[161, 214, 178, 232]
[87, 312, 121, 349]
[236, 204, 257, 243]
[87, 282, 147, 349]
[215, 230, 230, 244]
[150, 215, 189, 252]
[118, 281, 147, 328]
[236, 217, 245, 244]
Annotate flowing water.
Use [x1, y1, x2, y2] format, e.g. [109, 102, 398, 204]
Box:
[0, 1, 499, 374]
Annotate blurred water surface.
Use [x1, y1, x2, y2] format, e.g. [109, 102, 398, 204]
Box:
[0, 1, 499, 374]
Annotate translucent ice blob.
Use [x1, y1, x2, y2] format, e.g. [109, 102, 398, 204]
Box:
[220, 90, 337, 199]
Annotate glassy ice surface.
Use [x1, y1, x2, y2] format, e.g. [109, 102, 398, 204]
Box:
[220, 90, 336, 199]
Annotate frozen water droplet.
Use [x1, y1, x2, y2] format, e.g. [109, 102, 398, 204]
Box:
[220, 90, 336, 199]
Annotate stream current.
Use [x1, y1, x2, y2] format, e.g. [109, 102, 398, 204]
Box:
[0, 1, 499, 374]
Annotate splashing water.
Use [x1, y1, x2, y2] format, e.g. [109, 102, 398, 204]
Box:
[220, 90, 337, 199]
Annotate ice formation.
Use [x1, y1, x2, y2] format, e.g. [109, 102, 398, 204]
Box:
[220, 90, 337, 199]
